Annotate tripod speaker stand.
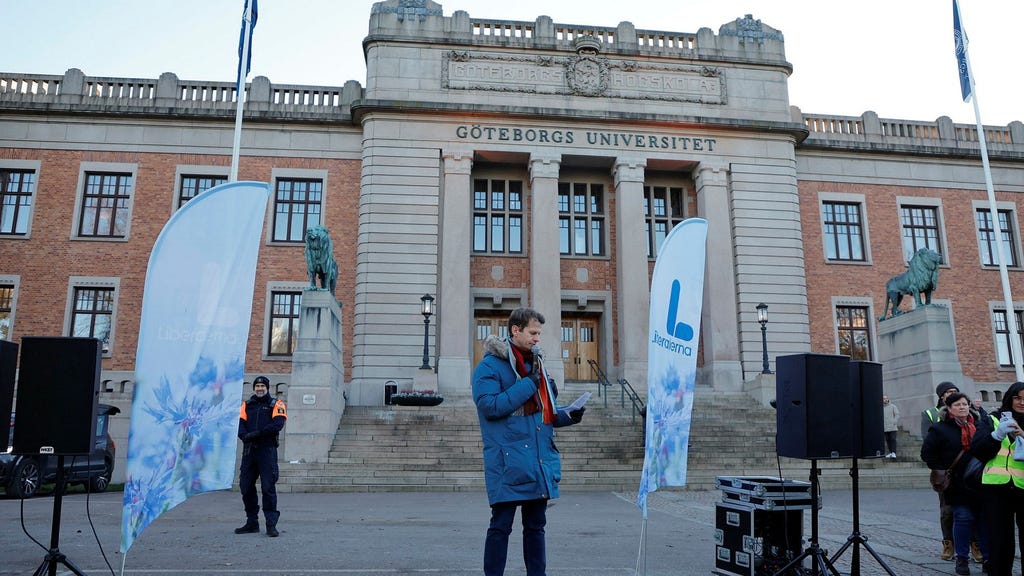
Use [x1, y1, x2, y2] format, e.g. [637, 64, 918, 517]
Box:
[773, 460, 840, 576]
[828, 458, 897, 576]
[33, 456, 89, 576]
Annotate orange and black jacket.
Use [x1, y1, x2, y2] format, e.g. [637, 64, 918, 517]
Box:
[238, 394, 287, 448]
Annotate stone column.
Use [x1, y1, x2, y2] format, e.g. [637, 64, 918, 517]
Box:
[695, 163, 743, 391]
[436, 150, 473, 405]
[612, 157, 649, 390]
[284, 290, 345, 463]
[529, 152, 564, 385]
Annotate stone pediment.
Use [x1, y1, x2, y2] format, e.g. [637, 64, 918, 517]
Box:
[442, 50, 725, 104]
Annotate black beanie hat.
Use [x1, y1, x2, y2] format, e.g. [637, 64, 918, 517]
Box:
[253, 376, 270, 388]
[935, 381, 958, 397]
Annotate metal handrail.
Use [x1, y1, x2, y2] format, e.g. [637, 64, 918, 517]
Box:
[587, 359, 646, 425]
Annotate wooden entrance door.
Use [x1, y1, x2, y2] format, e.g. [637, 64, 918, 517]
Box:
[473, 316, 508, 367]
[560, 317, 599, 381]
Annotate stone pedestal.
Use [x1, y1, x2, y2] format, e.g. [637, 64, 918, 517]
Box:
[284, 290, 346, 463]
[876, 306, 964, 438]
[744, 372, 776, 408]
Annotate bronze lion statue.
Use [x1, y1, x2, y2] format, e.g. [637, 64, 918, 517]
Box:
[304, 225, 338, 296]
[878, 248, 942, 320]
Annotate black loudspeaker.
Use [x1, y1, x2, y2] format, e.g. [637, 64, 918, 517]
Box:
[12, 337, 101, 456]
[776, 353, 855, 459]
[851, 360, 885, 459]
[0, 340, 16, 449]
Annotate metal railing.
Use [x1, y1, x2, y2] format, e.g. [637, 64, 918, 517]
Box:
[587, 359, 645, 425]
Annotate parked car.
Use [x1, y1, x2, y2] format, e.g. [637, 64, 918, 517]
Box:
[1, 403, 120, 498]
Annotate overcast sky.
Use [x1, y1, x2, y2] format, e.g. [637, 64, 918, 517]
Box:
[2, 0, 1021, 126]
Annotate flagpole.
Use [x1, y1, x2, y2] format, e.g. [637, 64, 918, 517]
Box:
[956, 0, 1024, 380]
[229, 1, 254, 183]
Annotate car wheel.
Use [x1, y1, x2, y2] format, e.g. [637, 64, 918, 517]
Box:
[89, 459, 113, 493]
[7, 458, 41, 499]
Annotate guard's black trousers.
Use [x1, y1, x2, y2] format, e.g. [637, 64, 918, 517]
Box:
[239, 444, 280, 527]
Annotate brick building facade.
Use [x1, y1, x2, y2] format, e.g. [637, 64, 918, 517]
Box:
[2, 0, 1024, 451]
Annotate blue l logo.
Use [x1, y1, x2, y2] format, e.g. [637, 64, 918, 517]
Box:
[666, 279, 694, 341]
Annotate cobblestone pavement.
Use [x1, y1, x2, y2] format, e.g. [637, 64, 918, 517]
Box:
[0, 485, 1003, 575]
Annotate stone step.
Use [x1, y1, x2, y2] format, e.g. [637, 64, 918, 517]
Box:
[278, 392, 927, 493]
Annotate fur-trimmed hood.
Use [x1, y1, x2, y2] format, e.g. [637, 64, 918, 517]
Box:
[483, 334, 510, 360]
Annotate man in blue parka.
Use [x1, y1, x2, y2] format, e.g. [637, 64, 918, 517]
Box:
[472, 307, 585, 576]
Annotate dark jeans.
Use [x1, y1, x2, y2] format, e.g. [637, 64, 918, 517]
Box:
[983, 484, 1024, 576]
[952, 502, 988, 561]
[239, 444, 280, 527]
[484, 499, 548, 576]
[884, 430, 898, 454]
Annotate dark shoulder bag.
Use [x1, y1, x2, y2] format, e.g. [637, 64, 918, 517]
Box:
[930, 449, 966, 493]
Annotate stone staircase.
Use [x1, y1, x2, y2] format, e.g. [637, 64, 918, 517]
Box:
[277, 386, 928, 493]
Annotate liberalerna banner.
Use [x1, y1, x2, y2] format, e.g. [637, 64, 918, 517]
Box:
[638, 217, 708, 512]
[121, 181, 270, 553]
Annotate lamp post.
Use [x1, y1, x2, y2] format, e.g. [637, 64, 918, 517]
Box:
[419, 293, 434, 370]
[756, 302, 771, 374]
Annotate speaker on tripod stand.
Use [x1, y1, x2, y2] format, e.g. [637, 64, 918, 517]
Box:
[772, 354, 896, 576]
[12, 336, 102, 576]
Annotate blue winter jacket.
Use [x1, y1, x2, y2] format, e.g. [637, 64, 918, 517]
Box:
[472, 335, 575, 505]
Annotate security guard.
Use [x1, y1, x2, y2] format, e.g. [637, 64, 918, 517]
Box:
[972, 381, 1024, 576]
[235, 375, 287, 537]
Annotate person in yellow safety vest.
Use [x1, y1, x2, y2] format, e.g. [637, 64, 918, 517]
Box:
[972, 381, 1024, 576]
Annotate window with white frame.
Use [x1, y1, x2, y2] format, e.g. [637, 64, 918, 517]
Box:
[976, 208, 1019, 267]
[993, 308, 1024, 367]
[558, 181, 605, 256]
[836, 305, 872, 360]
[70, 287, 114, 352]
[178, 175, 227, 208]
[472, 178, 524, 254]
[822, 201, 866, 261]
[272, 178, 322, 242]
[268, 290, 302, 356]
[0, 169, 36, 236]
[0, 283, 14, 340]
[899, 204, 943, 262]
[644, 185, 685, 258]
[78, 172, 133, 238]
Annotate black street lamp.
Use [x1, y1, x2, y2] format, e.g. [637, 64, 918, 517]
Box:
[420, 294, 434, 370]
[756, 302, 771, 374]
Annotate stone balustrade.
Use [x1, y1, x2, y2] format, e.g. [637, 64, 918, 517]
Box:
[796, 107, 1024, 157]
[0, 68, 359, 121]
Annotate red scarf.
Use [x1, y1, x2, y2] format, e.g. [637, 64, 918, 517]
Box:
[509, 343, 555, 424]
[952, 413, 976, 451]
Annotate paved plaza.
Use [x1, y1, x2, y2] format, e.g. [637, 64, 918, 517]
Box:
[0, 484, 997, 575]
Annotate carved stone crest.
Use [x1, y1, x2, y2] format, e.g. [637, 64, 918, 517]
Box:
[565, 35, 608, 96]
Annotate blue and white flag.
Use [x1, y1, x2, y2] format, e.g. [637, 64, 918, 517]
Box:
[237, 0, 258, 85]
[953, 0, 972, 102]
[637, 218, 708, 513]
[120, 181, 270, 553]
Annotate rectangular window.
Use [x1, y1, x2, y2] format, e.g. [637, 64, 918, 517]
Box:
[822, 201, 865, 261]
[179, 175, 227, 208]
[0, 284, 12, 340]
[977, 208, 1019, 267]
[71, 287, 114, 352]
[994, 309, 1024, 367]
[644, 185, 685, 258]
[558, 181, 605, 256]
[0, 169, 35, 235]
[471, 178, 524, 254]
[79, 173, 132, 238]
[899, 205, 942, 262]
[269, 291, 301, 356]
[836, 305, 872, 360]
[272, 179, 323, 242]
